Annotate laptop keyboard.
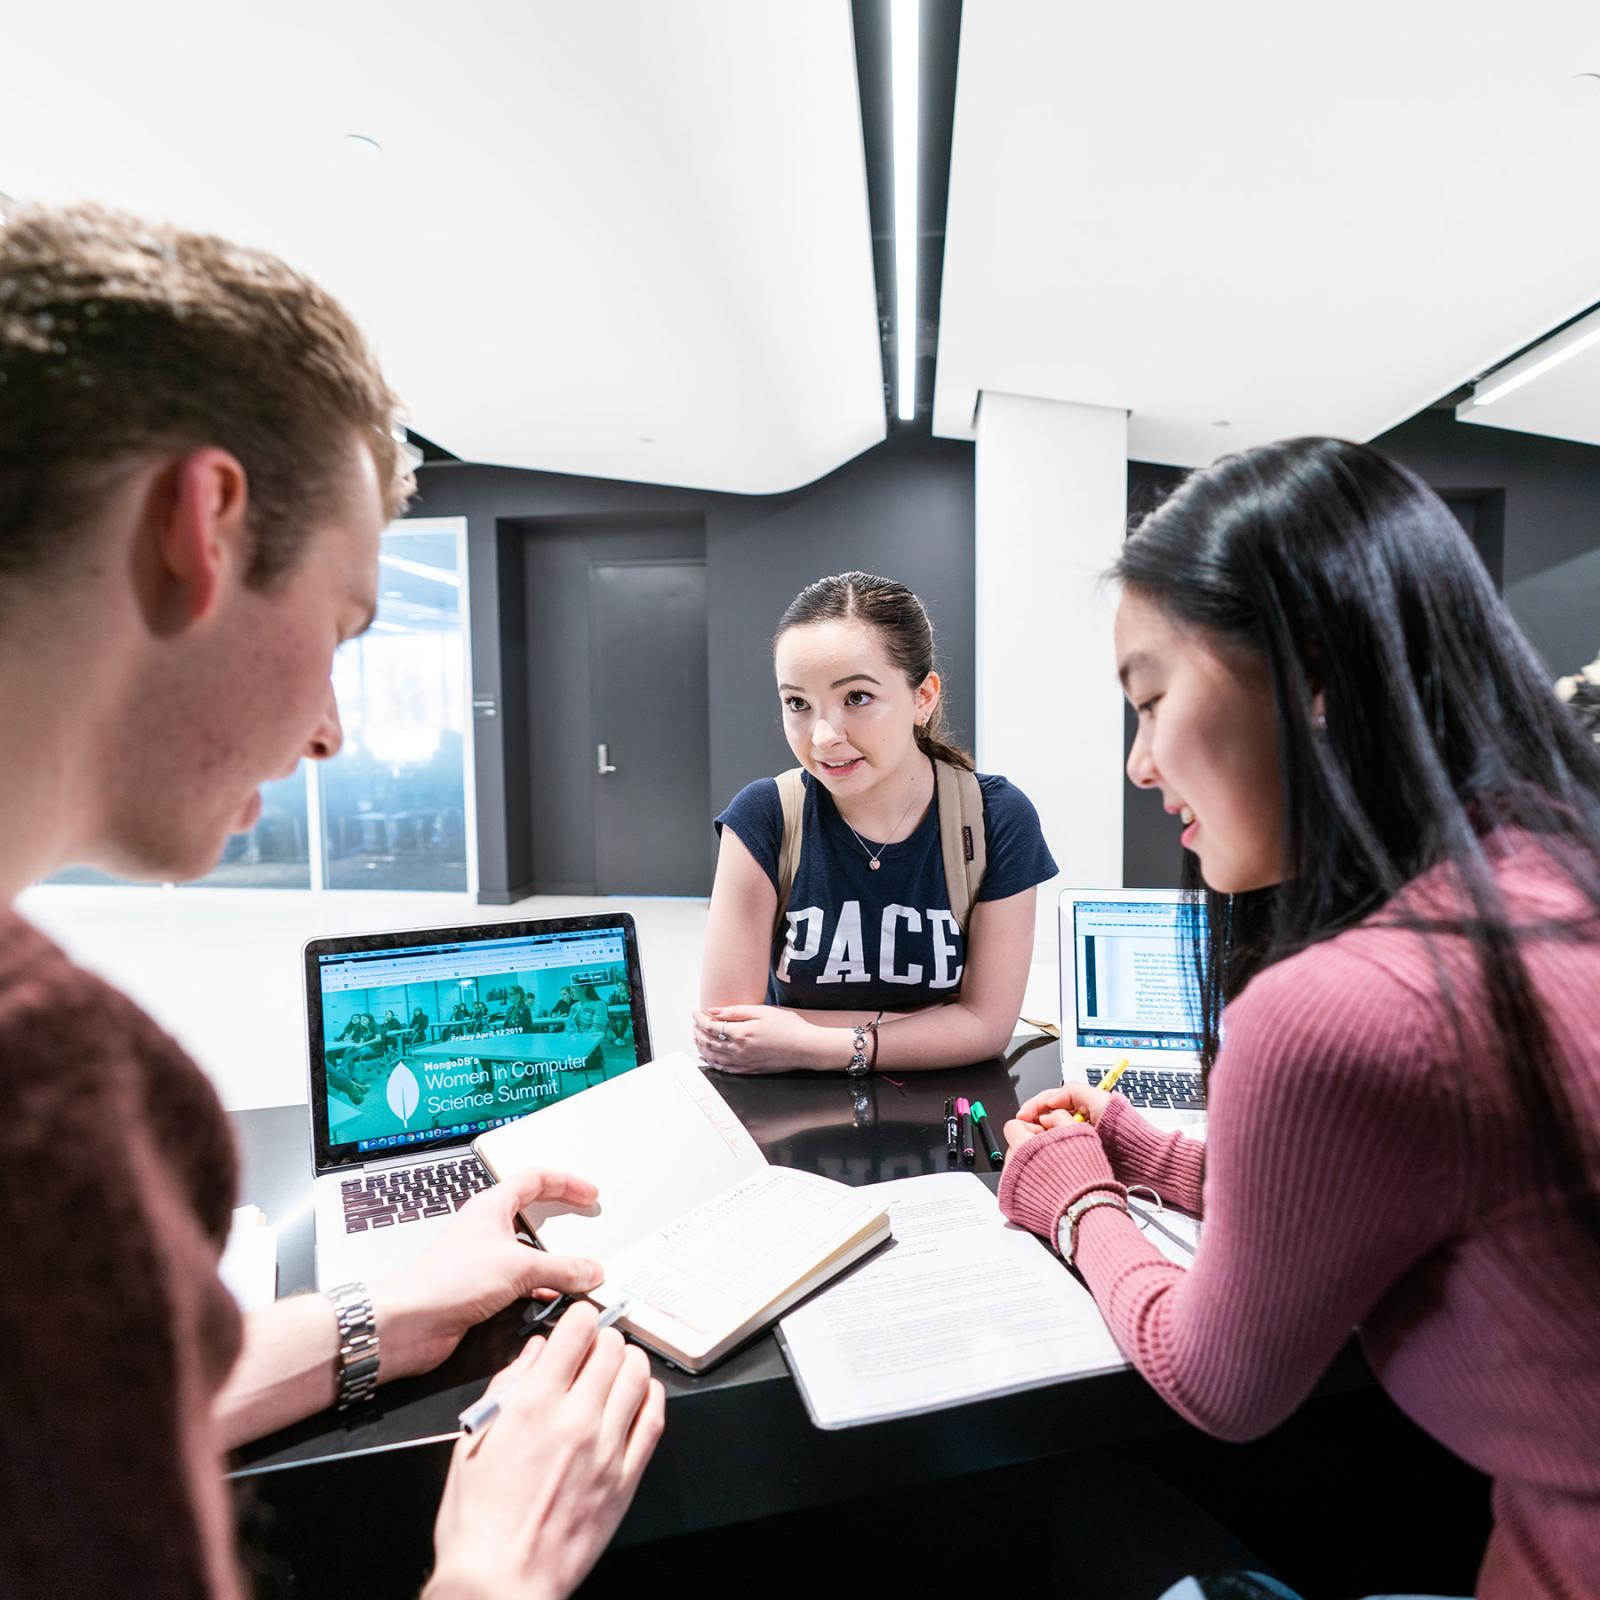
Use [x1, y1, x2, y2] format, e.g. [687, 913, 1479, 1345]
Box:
[340, 1155, 493, 1232]
[1088, 1065, 1205, 1112]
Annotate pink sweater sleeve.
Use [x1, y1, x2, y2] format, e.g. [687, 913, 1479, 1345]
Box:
[1004, 950, 1466, 1441]
[1096, 1093, 1207, 1215]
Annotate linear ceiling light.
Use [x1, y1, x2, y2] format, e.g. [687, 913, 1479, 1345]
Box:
[1462, 303, 1600, 410]
[378, 553, 462, 587]
[892, 0, 920, 423]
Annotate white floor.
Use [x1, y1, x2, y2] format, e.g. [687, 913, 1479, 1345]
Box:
[17, 885, 1063, 1111]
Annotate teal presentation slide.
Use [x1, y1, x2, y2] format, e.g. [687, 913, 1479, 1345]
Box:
[319, 951, 639, 1152]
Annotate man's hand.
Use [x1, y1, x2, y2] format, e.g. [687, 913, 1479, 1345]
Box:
[425, 1304, 665, 1600]
[372, 1168, 604, 1382]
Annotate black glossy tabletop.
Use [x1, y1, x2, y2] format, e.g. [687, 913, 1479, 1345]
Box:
[228, 1036, 1365, 1547]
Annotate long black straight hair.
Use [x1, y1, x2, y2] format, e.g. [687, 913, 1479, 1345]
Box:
[1114, 437, 1600, 1245]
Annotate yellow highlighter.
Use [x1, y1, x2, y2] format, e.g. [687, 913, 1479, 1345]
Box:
[1073, 1057, 1130, 1121]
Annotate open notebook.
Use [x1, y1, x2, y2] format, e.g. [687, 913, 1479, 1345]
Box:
[473, 1054, 891, 1372]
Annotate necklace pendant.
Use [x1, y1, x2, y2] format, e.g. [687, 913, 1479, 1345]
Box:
[869, 858, 881, 870]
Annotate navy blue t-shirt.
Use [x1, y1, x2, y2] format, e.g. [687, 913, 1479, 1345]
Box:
[714, 769, 1057, 1011]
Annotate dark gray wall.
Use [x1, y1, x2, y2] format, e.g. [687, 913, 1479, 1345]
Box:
[1121, 415, 1600, 887]
[705, 435, 976, 811]
[406, 432, 975, 902]
[1121, 463, 1189, 889]
[1374, 408, 1600, 675]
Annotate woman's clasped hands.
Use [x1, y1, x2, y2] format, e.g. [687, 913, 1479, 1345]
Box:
[692, 1004, 838, 1073]
[1001, 1079, 1113, 1150]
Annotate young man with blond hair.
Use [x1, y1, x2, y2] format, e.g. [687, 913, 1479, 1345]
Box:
[0, 203, 662, 1598]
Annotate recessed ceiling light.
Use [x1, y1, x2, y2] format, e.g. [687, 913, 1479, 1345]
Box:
[1562, 72, 1600, 98]
[1212, 419, 1231, 428]
[344, 133, 383, 156]
[637, 434, 656, 444]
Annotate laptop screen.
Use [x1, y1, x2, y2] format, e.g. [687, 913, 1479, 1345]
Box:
[1070, 896, 1207, 1055]
[305, 913, 650, 1171]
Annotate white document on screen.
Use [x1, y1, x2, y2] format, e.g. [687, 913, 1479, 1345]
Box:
[777, 1170, 1127, 1429]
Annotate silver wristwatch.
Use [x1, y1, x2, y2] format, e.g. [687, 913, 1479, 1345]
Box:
[1059, 1192, 1128, 1268]
[326, 1280, 380, 1410]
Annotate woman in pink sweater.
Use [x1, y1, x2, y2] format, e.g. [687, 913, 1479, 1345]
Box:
[999, 437, 1600, 1600]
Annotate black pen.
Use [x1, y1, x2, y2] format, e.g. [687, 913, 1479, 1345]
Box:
[957, 1096, 975, 1165]
[970, 1100, 1003, 1167]
[944, 1096, 959, 1164]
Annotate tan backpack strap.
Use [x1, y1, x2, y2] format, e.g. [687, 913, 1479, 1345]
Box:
[934, 761, 988, 933]
[773, 768, 807, 945]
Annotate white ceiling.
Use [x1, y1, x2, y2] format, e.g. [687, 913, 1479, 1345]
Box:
[0, 1, 886, 495]
[935, 2, 1600, 467]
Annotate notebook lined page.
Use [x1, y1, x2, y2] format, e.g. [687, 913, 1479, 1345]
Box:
[602, 1168, 883, 1343]
[474, 1054, 768, 1260]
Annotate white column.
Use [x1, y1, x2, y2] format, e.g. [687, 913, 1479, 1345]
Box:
[975, 392, 1127, 954]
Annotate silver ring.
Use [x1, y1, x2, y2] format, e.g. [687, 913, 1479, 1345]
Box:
[717, 1031, 729, 1044]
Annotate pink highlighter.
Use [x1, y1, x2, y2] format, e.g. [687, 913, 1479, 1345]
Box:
[956, 1096, 975, 1165]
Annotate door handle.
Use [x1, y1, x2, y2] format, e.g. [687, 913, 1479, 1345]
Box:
[596, 742, 618, 776]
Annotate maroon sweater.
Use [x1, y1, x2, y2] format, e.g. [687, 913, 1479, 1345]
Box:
[1001, 837, 1600, 1598]
[0, 910, 244, 1597]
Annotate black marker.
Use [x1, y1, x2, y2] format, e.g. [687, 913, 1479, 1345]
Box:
[970, 1100, 1003, 1167]
[944, 1096, 959, 1164]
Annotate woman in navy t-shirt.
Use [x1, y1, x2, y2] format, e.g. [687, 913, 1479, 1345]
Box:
[696, 571, 1057, 1074]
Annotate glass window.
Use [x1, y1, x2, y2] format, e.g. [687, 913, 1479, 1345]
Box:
[319, 522, 471, 892]
[41, 519, 471, 896]
[185, 768, 312, 890]
[41, 864, 137, 887]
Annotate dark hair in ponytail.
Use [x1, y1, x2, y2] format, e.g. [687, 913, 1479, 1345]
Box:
[774, 571, 974, 771]
[1113, 436, 1600, 1256]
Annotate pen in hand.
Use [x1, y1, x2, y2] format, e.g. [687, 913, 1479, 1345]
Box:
[1073, 1057, 1129, 1121]
[458, 1299, 632, 1441]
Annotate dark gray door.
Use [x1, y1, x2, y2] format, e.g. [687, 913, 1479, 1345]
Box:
[589, 560, 711, 896]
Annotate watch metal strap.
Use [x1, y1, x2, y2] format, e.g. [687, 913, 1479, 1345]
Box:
[327, 1280, 380, 1410]
[1061, 1191, 1128, 1267]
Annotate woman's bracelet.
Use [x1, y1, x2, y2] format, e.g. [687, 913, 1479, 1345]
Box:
[846, 1021, 871, 1076]
[845, 1011, 888, 1077]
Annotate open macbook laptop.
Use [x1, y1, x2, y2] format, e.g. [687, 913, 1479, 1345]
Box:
[1058, 888, 1211, 1133]
[306, 912, 652, 1289]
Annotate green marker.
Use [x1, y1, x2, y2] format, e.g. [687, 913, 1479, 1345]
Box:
[969, 1101, 1003, 1166]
